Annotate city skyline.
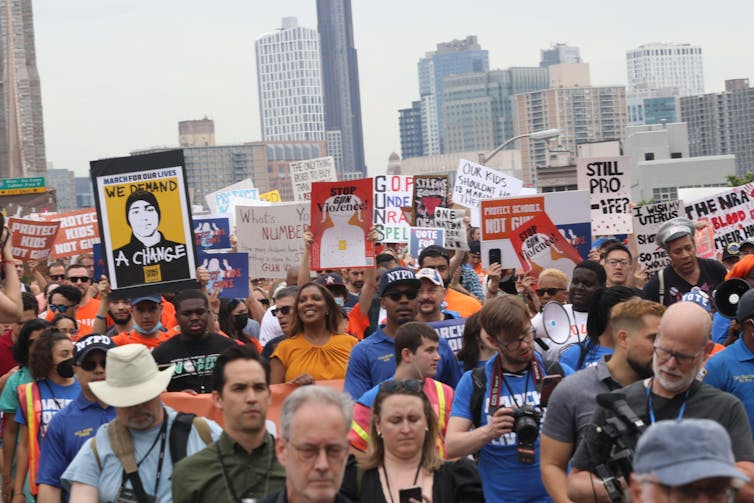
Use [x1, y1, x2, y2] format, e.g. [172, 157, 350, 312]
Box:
[33, 0, 754, 180]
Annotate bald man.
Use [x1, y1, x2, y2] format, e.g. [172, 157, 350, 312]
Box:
[566, 302, 754, 503]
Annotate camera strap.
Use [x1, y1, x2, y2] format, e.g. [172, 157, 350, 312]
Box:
[489, 358, 543, 411]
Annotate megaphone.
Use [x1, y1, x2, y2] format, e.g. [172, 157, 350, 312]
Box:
[542, 301, 573, 345]
[713, 278, 751, 318]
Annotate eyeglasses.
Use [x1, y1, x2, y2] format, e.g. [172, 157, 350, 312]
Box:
[384, 289, 419, 302]
[379, 379, 423, 394]
[639, 478, 735, 503]
[286, 440, 348, 463]
[257, 298, 270, 306]
[536, 287, 566, 297]
[49, 274, 66, 281]
[498, 329, 534, 352]
[68, 276, 90, 283]
[653, 345, 703, 365]
[271, 305, 292, 317]
[605, 259, 631, 267]
[49, 304, 73, 313]
[78, 359, 106, 371]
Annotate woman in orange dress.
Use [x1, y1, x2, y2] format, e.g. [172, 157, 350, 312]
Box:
[269, 281, 357, 384]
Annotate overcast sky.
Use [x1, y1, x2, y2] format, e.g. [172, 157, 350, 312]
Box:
[34, 0, 754, 178]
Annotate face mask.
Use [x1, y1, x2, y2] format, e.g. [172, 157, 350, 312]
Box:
[133, 321, 163, 335]
[233, 314, 249, 331]
[57, 358, 74, 379]
[334, 297, 345, 307]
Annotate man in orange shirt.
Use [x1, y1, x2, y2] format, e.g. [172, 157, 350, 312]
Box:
[418, 245, 482, 318]
[64, 264, 101, 335]
[112, 295, 177, 349]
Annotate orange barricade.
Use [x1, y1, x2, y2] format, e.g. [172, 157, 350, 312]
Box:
[161, 379, 345, 429]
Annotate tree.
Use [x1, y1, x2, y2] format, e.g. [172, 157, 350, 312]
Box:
[726, 172, 754, 187]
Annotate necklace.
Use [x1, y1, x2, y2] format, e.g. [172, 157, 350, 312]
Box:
[382, 460, 422, 503]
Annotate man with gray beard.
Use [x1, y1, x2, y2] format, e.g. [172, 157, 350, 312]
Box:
[566, 301, 754, 503]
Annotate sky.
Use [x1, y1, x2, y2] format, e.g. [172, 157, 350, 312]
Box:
[33, 0, 754, 179]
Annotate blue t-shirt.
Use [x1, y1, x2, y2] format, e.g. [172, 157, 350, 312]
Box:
[711, 311, 737, 345]
[343, 325, 461, 399]
[15, 379, 80, 440]
[36, 393, 116, 493]
[704, 337, 754, 434]
[450, 353, 561, 503]
[559, 343, 613, 371]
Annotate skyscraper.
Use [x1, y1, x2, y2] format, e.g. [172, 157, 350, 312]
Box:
[540, 43, 581, 67]
[626, 43, 704, 98]
[0, 0, 46, 179]
[255, 17, 325, 143]
[179, 118, 215, 147]
[317, 0, 367, 178]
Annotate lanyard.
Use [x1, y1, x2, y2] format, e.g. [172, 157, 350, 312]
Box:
[489, 357, 541, 411]
[121, 411, 168, 498]
[645, 378, 691, 425]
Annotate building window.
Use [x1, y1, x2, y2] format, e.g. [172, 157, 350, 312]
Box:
[644, 152, 655, 161]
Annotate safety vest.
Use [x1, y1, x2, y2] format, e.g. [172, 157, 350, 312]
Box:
[18, 382, 42, 496]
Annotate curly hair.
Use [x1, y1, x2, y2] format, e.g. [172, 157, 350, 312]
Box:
[288, 282, 343, 336]
[28, 329, 71, 379]
[13, 319, 50, 367]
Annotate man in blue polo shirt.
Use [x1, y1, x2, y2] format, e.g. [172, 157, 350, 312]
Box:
[704, 288, 754, 433]
[36, 334, 117, 502]
[343, 267, 461, 399]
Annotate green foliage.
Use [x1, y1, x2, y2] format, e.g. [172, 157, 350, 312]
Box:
[727, 172, 754, 187]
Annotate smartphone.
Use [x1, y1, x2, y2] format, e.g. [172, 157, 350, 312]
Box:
[539, 374, 563, 408]
[399, 486, 422, 503]
[488, 248, 501, 265]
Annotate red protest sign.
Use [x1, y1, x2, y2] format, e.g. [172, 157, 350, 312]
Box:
[8, 218, 60, 262]
[44, 209, 100, 258]
[509, 212, 582, 278]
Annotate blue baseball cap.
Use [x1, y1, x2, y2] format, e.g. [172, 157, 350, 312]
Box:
[378, 267, 421, 297]
[131, 295, 162, 305]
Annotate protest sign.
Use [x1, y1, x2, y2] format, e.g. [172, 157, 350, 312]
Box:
[428, 318, 466, 354]
[260, 189, 282, 202]
[480, 191, 591, 269]
[577, 156, 632, 234]
[684, 184, 754, 253]
[434, 207, 469, 250]
[193, 215, 231, 250]
[508, 212, 583, 278]
[373, 175, 413, 243]
[8, 218, 59, 261]
[236, 202, 309, 279]
[92, 242, 105, 282]
[412, 175, 448, 227]
[204, 179, 259, 220]
[289, 156, 337, 201]
[632, 200, 682, 275]
[310, 178, 374, 270]
[91, 150, 197, 295]
[199, 251, 249, 299]
[43, 209, 100, 258]
[408, 227, 445, 259]
[453, 159, 524, 227]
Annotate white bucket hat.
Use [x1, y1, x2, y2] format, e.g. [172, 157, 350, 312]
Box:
[89, 344, 175, 408]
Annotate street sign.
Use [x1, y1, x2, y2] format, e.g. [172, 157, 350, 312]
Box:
[0, 177, 45, 195]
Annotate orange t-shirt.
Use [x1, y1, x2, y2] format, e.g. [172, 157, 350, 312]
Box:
[347, 304, 369, 340]
[445, 288, 482, 318]
[271, 333, 358, 382]
[112, 327, 178, 349]
[160, 298, 178, 331]
[74, 298, 101, 334]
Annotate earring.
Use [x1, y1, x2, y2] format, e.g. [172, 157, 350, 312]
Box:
[377, 430, 382, 436]
[425, 427, 429, 432]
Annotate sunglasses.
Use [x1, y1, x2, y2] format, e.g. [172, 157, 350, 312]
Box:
[379, 379, 423, 393]
[49, 274, 66, 281]
[257, 298, 270, 306]
[383, 289, 419, 302]
[536, 288, 566, 296]
[271, 305, 293, 317]
[68, 276, 90, 283]
[78, 359, 106, 371]
[49, 303, 73, 313]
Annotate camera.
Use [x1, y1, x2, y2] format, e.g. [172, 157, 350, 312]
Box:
[512, 404, 541, 464]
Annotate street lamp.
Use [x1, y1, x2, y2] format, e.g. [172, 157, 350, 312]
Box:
[477, 128, 560, 166]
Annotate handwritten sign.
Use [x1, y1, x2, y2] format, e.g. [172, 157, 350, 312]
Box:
[409, 227, 445, 260]
[44, 209, 100, 258]
[373, 175, 413, 243]
[509, 212, 583, 278]
[193, 215, 231, 250]
[412, 175, 448, 227]
[289, 156, 337, 201]
[434, 207, 469, 250]
[453, 159, 523, 227]
[236, 202, 309, 279]
[8, 218, 60, 261]
[310, 178, 374, 270]
[577, 156, 632, 234]
[684, 184, 754, 254]
[199, 251, 249, 299]
[205, 179, 259, 220]
[632, 200, 682, 275]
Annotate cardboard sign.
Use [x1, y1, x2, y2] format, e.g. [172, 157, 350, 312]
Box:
[684, 184, 754, 253]
[434, 207, 469, 251]
[632, 200, 683, 275]
[8, 218, 60, 261]
[373, 175, 413, 243]
[260, 189, 282, 202]
[289, 156, 337, 201]
[428, 318, 466, 354]
[453, 159, 524, 227]
[310, 178, 374, 270]
[412, 175, 448, 227]
[577, 156, 632, 234]
[236, 202, 309, 279]
[480, 191, 591, 269]
[408, 227, 445, 260]
[199, 251, 249, 299]
[91, 150, 197, 295]
[508, 212, 583, 278]
[205, 179, 259, 219]
[43, 209, 100, 258]
[193, 215, 231, 250]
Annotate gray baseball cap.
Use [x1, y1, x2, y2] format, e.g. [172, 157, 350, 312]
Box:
[656, 217, 695, 249]
[634, 419, 749, 486]
[736, 287, 754, 323]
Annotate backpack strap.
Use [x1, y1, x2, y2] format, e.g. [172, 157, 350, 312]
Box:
[192, 416, 213, 446]
[91, 437, 102, 472]
[169, 412, 213, 464]
[470, 366, 487, 429]
[107, 419, 152, 503]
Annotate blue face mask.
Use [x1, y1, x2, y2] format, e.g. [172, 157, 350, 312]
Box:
[134, 321, 163, 335]
[334, 296, 345, 307]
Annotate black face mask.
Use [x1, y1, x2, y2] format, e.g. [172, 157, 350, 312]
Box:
[56, 358, 74, 379]
[233, 314, 249, 331]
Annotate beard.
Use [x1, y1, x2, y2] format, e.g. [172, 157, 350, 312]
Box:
[626, 354, 654, 379]
[652, 356, 699, 394]
[109, 311, 132, 325]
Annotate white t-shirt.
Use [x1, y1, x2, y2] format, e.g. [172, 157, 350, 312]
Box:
[532, 303, 588, 362]
[259, 307, 283, 346]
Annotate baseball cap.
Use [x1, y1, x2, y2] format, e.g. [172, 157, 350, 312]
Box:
[656, 217, 696, 249]
[469, 240, 481, 255]
[634, 419, 749, 486]
[73, 334, 117, 365]
[736, 288, 754, 323]
[131, 295, 162, 305]
[680, 287, 711, 313]
[722, 242, 741, 262]
[740, 238, 754, 251]
[378, 267, 421, 297]
[317, 273, 345, 288]
[415, 268, 443, 287]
